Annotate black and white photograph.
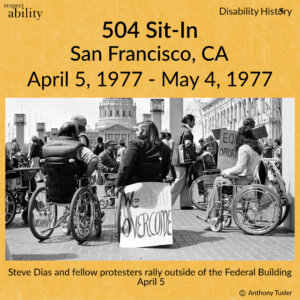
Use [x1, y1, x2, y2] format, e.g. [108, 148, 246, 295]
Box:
[5, 98, 295, 261]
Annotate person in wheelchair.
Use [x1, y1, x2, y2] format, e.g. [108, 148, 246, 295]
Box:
[115, 121, 170, 193]
[42, 121, 99, 178]
[206, 125, 262, 221]
[187, 142, 217, 185]
[98, 140, 119, 205]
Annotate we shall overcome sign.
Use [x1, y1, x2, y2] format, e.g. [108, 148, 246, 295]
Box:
[120, 182, 173, 248]
[217, 129, 238, 170]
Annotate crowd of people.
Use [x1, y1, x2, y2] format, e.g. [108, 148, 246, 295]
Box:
[6, 113, 283, 217]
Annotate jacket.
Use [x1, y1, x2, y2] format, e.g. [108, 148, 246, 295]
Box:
[98, 150, 118, 173]
[171, 124, 195, 166]
[116, 139, 170, 187]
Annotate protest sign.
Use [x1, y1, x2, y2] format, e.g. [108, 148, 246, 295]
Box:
[120, 182, 173, 248]
[217, 129, 238, 170]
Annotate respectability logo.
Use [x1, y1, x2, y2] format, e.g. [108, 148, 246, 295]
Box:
[3, 3, 43, 20]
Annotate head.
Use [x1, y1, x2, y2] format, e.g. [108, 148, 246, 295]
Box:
[135, 121, 160, 145]
[12, 138, 17, 143]
[105, 140, 117, 153]
[119, 141, 126, 147]
[274, 139, 281, 147]
[199, 138, 205, 146]
[165, 132, 172, 140]
[58, 122, 79, 139]
[160, 132, 167, 140]
[236, 126, 262, 155]
[97, 136, 103, 143]
[243, 118, 255, 129]
[31, 136, 38, 143]
[181, 114, 195, 128]
[71, 115, 87, 134]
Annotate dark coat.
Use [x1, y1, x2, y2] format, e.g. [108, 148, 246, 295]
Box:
[116, 139, 170, 187]
[98, 150, 118, 173]
[171, 124, 195, 166]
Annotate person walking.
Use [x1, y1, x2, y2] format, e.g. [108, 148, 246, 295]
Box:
[170, 114, 196, 209]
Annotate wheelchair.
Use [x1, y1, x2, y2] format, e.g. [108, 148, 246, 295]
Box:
[5, 167, 39, 225]
[189, 159, 221, 210]
[28, 158, 102, 243]
[98, 172, 117, 209]
[190, 161, 286, 235]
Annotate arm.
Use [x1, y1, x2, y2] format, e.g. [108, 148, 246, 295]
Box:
[222, 146, 250, 176]
[98, 154, 116, 173]
[77, 146, 99, 176]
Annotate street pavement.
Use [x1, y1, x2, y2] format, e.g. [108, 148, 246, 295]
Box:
[5, 186, 294, 261]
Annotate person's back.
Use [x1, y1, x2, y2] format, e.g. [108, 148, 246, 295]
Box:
[116, 139, 170, 186]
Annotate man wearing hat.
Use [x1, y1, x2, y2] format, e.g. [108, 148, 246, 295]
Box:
[98, 140, 119, 174]
[71, 114, 90, 148]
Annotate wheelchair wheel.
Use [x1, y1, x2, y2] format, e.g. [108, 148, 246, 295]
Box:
[5, 191, 16, 225]
[210, 217, 223, 232]
[70, 187, 94, 243]
[190, 175, 214, 211]
[28, 186, 57, 241]
[231, 184, 282, 235]
[94, 200, 102, 237]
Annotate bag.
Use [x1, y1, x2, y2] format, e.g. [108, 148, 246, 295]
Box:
[178, 143, 194, 164]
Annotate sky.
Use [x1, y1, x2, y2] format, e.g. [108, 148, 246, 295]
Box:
[5, 98, 205, 143]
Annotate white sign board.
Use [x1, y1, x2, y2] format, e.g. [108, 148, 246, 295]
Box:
[120, 182, 173, 248]
[217, 129, 238, 170]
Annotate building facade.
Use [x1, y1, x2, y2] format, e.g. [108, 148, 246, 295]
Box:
[94, 98, 137, 145]
[202, 98, 282, 140]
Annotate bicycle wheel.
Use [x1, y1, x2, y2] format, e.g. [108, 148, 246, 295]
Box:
[5, 191, 16, 225]
[232, 184, 282, 235]
[189, 176, 215, 210]
[70, 187, 94, 243]
[28, 186, 57, 241]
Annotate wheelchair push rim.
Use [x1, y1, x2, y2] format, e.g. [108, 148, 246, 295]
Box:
[231, 184, 282, 235]
[28, 186, 57, 241]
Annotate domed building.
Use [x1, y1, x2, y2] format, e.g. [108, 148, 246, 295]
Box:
[95, 98, 137, 145]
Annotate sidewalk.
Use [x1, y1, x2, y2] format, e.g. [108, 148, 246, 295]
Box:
[6, 204, 294, 261]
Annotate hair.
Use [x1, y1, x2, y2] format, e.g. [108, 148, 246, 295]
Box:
[181, 114, 195, 124]
[199, 138, 204, 143]
[236, 126, 262, 155]
[31, 136, 38, 143]
[137, 120, 160, 146]
[243, 118, 255, 129]
[97, 136, 103, 143]
[274, 139, 281, 146]
[58, 122, 78, 139]
[38, 138, 44, 147]
[166, 132, 172, 138]
[160, 132, 167, 140]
